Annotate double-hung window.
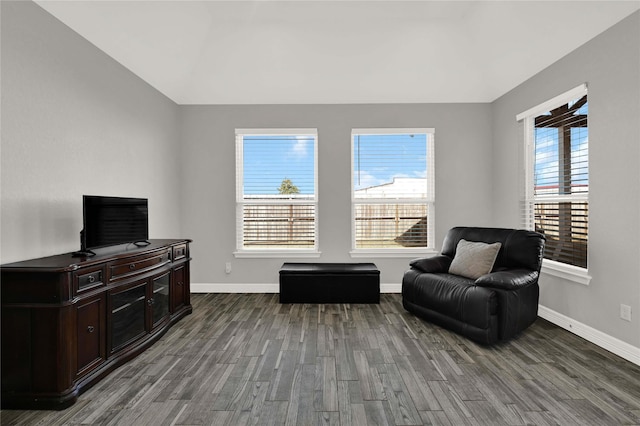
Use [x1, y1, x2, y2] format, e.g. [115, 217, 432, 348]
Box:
[351, 129, 435, 255]
[518, 84, 589, 281]
[235, 129, 318, 256]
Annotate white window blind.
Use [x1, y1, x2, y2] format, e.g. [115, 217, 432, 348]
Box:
[520, 85, 588, 269]
[351, 129, 435, 251]
[236, 129, 318, 252]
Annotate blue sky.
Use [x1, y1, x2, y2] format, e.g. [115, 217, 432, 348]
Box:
[534, 101, 588, 193]
[242, 133, 428, 196]
[353, 133, 427, 191]
[243, 135, 315, 195]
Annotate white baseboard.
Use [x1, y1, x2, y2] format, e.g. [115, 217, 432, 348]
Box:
[191, 283, 279, 293]
[538, 305, 640, 366]
[191, 282, 402, 294]
[381, 283, 402, 293]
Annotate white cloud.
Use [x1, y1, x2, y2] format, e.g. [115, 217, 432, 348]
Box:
[288, 136, 311, 159]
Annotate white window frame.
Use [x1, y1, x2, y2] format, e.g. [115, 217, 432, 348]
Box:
[234, 128, 320, 258]
[350, 128, 436, 258]
[518, 84, 591, 285]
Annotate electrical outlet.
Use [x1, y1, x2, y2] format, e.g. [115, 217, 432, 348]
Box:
[620, 304, 632, 322]
[225, 262, 232, 274]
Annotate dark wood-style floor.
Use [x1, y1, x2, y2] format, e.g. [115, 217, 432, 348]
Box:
[3, 293, 640, 425]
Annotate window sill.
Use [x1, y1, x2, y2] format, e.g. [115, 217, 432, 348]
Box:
[350, 248, 437, 258]
[233, 250, 321, 259]
[541, 260, 591, 286]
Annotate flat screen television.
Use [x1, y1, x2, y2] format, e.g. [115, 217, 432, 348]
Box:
[74, 195, 149, 256]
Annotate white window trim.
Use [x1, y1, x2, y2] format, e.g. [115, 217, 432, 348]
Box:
[350, 128, 435, 257]
[233, 250, 322, 259]
[516, 84, 587, 121]
[350, 248, 438, 258]
[518, 84, 590, 285]
[234, 128, 319, 257]
[541, 259, 592, 285]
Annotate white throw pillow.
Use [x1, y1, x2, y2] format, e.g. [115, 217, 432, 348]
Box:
[448, 239, 502, 279]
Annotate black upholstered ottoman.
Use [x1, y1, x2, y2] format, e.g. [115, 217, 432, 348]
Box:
[279, 263, 380, 303]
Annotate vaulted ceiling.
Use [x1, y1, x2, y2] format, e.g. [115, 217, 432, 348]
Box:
[35, 1, 640, 104]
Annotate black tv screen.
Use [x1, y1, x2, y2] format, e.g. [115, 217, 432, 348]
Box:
[82, 195, 149, 250]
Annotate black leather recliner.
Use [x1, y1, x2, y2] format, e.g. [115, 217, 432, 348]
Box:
[402, 227, 545, 344]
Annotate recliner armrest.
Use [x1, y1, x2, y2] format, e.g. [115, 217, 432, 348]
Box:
[409, 255, 452, 273]
[475, 269, 539, 290]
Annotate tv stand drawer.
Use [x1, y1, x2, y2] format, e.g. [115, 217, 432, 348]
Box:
[109, 250, 170, 282]
[75, 266, 105, 294]
[173, 244, 187, 261]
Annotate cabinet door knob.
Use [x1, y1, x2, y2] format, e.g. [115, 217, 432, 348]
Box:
[148, 298, 154, 306]
[177, 281, 183, 286]
[87, 326, 95, 333]
[129, 264, 136, 270]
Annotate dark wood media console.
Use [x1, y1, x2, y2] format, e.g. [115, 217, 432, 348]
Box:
[1, 239, 192, 410]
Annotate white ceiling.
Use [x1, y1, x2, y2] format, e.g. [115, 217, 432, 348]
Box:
[35, 1, 640, 105]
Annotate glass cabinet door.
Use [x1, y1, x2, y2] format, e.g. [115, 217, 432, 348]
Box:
[171, 265, 186, 312]
[151, 272, 170, 328]
[110, 282, 146, 351]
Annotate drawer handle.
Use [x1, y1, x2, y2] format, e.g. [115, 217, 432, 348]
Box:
[129, 264, 136, 270]
[87, 326, 95, 333]
[88, 275, 95, 283]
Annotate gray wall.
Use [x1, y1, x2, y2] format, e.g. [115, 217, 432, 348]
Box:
[1, 1, 181, 263]
[491, 11, 640, 347]
[180, 104, 493, 285]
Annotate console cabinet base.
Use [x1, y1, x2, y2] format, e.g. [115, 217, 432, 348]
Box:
[1, 239, 192, 410]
